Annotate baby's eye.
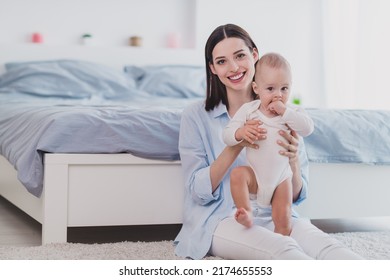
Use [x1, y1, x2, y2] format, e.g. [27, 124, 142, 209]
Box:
[282, 86, 289, 92]
[266, 87, 274, 91]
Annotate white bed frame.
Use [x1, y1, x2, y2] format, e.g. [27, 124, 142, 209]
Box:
[0, 154, 184, 244]
[1, 44, 389, 244]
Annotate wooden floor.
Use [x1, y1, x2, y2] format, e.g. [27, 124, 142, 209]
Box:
[1, 195, 390, 247]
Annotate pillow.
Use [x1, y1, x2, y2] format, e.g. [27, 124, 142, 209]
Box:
[0, 60, 138, 99]
[124, 65, 206, 98]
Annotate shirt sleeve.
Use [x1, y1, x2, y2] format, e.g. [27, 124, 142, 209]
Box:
[178, 104, 220, 205]
[222, 102, 250, 146]
[293, 137, 309, 205]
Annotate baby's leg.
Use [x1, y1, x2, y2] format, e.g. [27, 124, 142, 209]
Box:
[230, 166, 258, 228]
[271, 178, 293, 235]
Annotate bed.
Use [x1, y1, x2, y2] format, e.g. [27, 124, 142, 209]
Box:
[1, 44, 390, 245]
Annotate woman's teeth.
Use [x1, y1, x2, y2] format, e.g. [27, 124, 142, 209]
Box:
[229, 73, 244, 80]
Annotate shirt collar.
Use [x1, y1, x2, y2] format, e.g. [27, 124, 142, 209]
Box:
[210, 102, 228, 119]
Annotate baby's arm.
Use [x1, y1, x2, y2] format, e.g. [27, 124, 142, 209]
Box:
[223, 103, 261, 146]
[223, 107, 247, 146]
[281, 106, 314, 137]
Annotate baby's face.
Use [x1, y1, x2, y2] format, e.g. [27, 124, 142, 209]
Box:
[252, 64, 291, 107]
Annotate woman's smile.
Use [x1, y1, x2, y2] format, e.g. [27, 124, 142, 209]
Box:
[228, 71, 245, 83]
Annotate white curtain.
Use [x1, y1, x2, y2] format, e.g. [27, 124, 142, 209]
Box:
[322, 0, 390, 110]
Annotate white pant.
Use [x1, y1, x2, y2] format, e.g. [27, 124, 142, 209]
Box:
[210, 216, 363, 260]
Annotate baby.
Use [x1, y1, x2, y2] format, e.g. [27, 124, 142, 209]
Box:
[223, 52, 314, 235]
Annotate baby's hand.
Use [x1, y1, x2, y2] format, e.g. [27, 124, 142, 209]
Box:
[235, 119, 265, 144]
[268, 100, 286, 115]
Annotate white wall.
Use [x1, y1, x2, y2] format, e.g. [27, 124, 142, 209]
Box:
[0, 0, 324, 107]
[196, 0, 325, 108]
[0, 0, 196, 48]
[322, 0, 390, 110]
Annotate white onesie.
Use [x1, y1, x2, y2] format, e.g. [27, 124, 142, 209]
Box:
[223, 100, 314, 207]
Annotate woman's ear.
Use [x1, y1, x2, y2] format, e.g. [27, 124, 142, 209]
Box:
[209, 63, 216, 75]
[252, 48, 259, 61]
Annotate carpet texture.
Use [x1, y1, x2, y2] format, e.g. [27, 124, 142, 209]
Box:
[0, 231, 389, 260]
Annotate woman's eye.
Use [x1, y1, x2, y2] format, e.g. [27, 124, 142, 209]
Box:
[237, 53, 246, 59]
[216, 59, 225, 65]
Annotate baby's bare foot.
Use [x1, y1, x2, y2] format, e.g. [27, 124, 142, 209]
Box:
[235, 208, 253, 227]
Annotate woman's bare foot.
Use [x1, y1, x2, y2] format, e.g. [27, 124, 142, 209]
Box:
[234, 208, 253, 227]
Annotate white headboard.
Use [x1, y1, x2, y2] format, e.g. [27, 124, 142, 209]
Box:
[0, 43, 204, 73]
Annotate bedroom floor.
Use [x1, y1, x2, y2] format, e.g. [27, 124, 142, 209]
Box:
[1, 195, 390, 247]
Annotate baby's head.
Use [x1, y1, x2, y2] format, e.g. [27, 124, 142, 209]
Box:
[253, 52, 292, 105]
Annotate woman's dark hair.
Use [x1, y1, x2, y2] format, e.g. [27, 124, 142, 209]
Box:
[204, 24, 258, 111]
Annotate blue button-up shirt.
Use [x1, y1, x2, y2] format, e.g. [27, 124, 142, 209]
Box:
[174, 100, 308, 259]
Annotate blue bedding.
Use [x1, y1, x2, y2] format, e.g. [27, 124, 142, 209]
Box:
[0, 60, 205, 197]
[0, 93, 199, 197]
[305, 108, 390, 165]
[0, 60, 389, 198]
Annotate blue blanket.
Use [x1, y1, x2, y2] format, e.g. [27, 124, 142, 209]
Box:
[0, 94, 198, 197]
[305, 108, 390, 165]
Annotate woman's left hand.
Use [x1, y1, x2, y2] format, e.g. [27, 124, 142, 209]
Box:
[277, 128, 299, 163]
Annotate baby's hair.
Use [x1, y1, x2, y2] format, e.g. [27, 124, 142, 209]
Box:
[256, 52, 291, 75]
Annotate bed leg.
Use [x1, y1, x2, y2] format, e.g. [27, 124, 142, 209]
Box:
[42, 162, 69, 244]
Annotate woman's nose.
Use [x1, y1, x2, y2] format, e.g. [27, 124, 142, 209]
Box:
[229, 61, 239, 72]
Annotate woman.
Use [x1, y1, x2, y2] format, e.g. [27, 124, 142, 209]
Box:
[174, 23, 362, 260]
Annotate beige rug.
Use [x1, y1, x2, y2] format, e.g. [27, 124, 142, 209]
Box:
[0, 231, 389, 260]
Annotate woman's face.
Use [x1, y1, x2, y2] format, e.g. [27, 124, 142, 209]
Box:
[209, 37, 258, 93]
